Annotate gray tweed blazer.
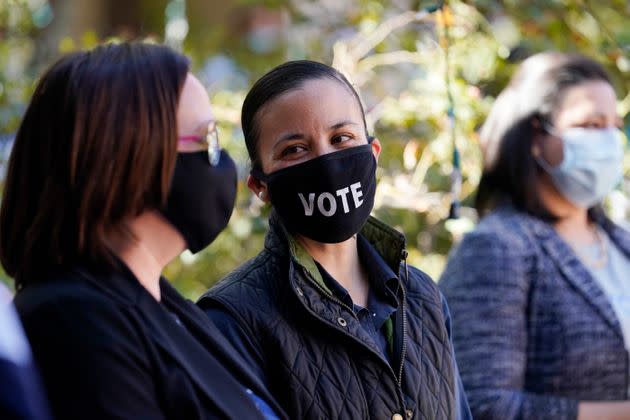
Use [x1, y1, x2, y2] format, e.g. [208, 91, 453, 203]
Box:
[439, 206, 629, 420]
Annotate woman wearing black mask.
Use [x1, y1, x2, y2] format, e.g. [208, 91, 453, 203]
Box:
[1, 42, 284, 420]
[198, 60, 471, 420]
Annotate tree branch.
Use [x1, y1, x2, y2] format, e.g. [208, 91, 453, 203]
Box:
[347, 8, 435, 61]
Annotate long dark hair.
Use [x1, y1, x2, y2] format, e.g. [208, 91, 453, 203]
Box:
[241, 60, 368, 171]
[476, 52, 612, 219]
[0, 42, 190, 289]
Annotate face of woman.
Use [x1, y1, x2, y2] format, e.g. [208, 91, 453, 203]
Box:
[532, 79, 625, 213]
[161, 73, 238, 254]
[249, 78, 380, 198]
[258, 79, 380, 173]
[176, 73, 217, 153]
[535, 80, 622, 167]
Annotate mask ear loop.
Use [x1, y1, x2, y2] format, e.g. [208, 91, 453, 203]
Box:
[534, 153, 556, 174]
[250, 166, 268, 182]
[532, 115, 559, 173]
[534, 114, 560, 138]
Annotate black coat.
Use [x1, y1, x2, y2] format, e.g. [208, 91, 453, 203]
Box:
[14, 263, 286, 420]
[199, 213, 465, 420]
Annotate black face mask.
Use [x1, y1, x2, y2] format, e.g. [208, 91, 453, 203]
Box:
[252, 144, 377, 243]
[162, 150, 237, 253]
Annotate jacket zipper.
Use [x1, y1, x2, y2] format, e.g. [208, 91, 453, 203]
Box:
[297, 265, 359, 321]
[295, 247, 410, 413]
[397, 250, 409, 386]
[395, 249, 409, 414]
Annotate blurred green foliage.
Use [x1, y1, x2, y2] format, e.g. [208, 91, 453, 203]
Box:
[1, 0, 630, 297]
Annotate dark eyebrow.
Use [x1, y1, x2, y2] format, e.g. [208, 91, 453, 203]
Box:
[329, 121, 359, 130]
[274, 120, 360, 147]
[277, 132, 305, 143]
[271, 133, 305, 153]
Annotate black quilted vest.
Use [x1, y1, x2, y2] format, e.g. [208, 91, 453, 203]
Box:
[198, 213, 456, 420]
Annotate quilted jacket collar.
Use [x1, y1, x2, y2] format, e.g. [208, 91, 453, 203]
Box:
[264, 211, 407, 293]
[263, 211, 408, 371]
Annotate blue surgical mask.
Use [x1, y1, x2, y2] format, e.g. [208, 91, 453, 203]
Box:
[536, 127, 625, 208]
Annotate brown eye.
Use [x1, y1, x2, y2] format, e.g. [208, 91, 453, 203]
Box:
[331, 134, 352, 144]
[576, 122, 603, 129]
[281, 144, 307, 157]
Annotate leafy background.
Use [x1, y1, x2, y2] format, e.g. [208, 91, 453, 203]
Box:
[1, 0, 629, 299]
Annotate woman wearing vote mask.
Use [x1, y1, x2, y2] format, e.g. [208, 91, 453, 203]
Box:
[1, 42, 284, 420]
[198, 61, 471, 420]
[440, 52, 630, 420]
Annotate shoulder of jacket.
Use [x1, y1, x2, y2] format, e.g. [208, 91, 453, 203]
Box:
[14, 275, 143, 350]
[198, 250, 286, 308]
[15, 272, 126, 317]
[439, 209, 539, 294]
[463, 208, 537, 253]
[403, 265, 442, 303]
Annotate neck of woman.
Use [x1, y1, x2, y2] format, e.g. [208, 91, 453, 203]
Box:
[554, 208, 597, 245]
[538, 177, 598, 245]
[297, 234, 370, 307]
[109, 211, 186, 302]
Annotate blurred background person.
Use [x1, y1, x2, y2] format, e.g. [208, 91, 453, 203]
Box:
[440, 52, 630, 420]
[199, 60, 471, 420]
[0, 41, 283, 419]
[0, 283, 50, 420]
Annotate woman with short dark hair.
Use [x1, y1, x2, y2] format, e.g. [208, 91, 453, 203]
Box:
[1, 42, 284, 420]
[440, 52, 630, 419]
[198, 60, 472, 420]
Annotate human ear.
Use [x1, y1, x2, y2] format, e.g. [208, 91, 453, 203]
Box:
[531, 118, 546, 158]
[531, 140, 542, 158]
[369, 137, 382, 162]
[247, 175, 270, 203]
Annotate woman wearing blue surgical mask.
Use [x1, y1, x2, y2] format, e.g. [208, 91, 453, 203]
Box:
[198, 61, 472, 420]
[440, 52, 630, 420]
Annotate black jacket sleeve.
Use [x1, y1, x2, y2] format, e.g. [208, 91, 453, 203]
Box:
[203, 304, 268, 388]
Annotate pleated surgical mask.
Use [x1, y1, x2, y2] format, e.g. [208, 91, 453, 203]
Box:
[536, 127, 624, 208]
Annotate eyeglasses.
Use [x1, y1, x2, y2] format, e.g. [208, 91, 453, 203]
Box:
[178, 120, 221, 166]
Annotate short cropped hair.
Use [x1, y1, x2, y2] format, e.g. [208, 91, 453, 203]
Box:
[241, 60, 368, 171]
